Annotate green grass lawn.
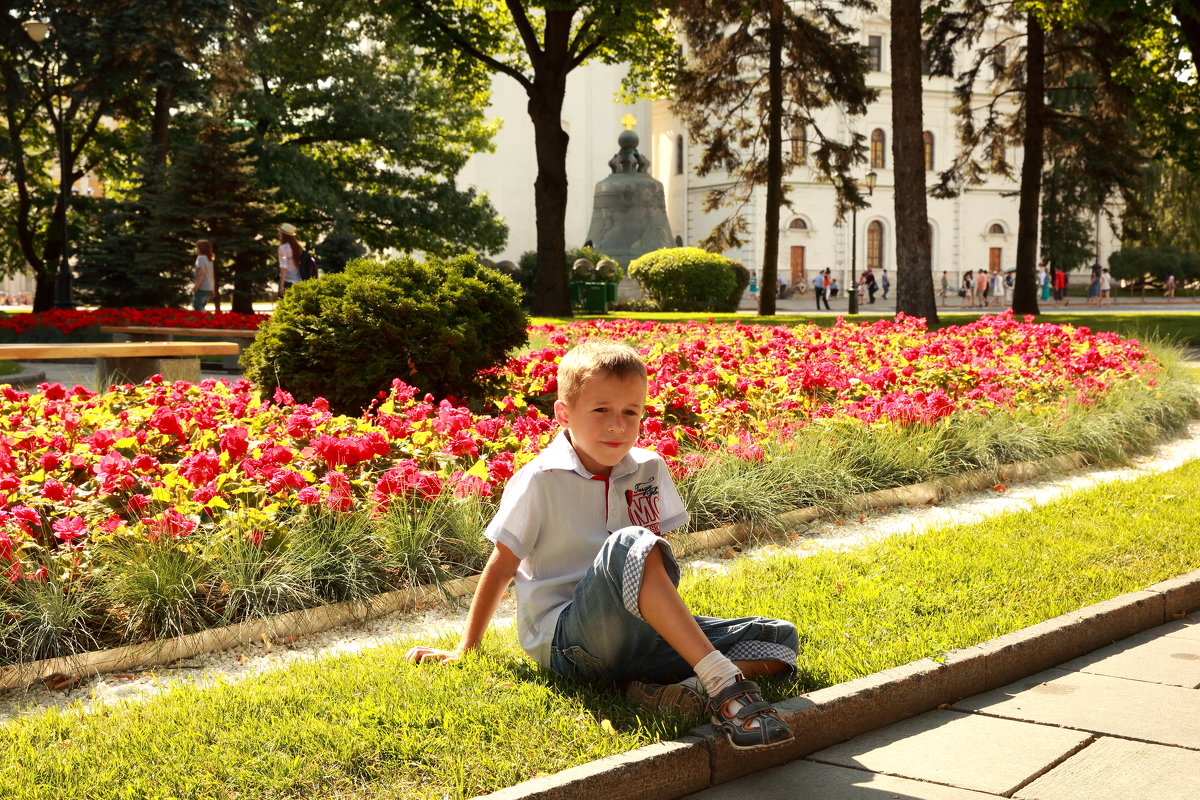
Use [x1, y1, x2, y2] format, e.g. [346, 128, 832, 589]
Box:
[3, 457, 1199, 799]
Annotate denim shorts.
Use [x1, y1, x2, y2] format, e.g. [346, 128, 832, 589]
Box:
[548, 527, 798, 684]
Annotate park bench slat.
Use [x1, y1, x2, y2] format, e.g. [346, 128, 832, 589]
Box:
[0, 342, 240, 359]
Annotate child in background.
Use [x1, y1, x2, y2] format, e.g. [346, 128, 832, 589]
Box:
[407, 341, 797, 750]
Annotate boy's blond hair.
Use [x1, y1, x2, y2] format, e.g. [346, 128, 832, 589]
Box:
[556, 341, 647, 407]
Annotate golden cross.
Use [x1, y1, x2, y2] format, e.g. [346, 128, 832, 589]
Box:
[620, 113, 637, 131]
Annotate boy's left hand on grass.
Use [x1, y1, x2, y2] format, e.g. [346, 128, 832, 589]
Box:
[405, 645, 463, 665]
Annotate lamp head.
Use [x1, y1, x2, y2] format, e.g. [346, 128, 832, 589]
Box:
[865, 171, 878, 191]
[23, 19, 49, 43]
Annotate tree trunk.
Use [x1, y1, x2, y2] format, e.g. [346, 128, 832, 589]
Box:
[758, 0, 784, 317]
[152, 84, 172, 167]
[1013, 13, 1045, 316]
[230, 258, 256, 314]
[527, 76, 572, 318]
[32, 276, 55, 313]
[890, 0, 938, 323]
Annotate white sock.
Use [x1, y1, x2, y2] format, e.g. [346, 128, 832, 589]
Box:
[694, 650, 741, 697]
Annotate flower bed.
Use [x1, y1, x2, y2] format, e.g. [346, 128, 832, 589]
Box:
[0, 308, 270, 341]
[0, 313, 1185, 664]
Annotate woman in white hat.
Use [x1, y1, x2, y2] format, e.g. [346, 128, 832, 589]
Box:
[278, 223, 302, 297]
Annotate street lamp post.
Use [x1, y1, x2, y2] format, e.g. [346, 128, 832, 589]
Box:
[835, 170, 877, 315]
[24, 18, 75, 310]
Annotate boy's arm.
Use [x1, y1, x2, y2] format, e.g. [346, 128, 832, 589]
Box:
[405, 541, 521, 664]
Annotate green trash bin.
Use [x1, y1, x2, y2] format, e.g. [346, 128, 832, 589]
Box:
[569, 282, 583, 305]
[605, 282, 618, 303]
[582, 282, 608, 313]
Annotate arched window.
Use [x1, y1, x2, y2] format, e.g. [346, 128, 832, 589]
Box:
[674, 135, 684, 175]
[988, 223, 1006, 235]
[870, 129, 887, 169]
[923, 131, 934, 171]
[867, 220, 884, 270]
[789, 217, 809, 231]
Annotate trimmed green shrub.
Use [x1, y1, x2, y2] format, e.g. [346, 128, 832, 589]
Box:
[241, 254, 528, 414]
[629, 247, 740, 312]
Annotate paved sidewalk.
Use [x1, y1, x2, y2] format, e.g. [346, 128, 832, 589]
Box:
[686, 617, 1200, 800]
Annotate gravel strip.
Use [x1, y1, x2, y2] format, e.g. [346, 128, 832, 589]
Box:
[3, 422, 1199, 722]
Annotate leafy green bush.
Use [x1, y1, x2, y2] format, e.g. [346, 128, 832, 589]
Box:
[628, 247, 740, 312]
[241, 254, 528, 414]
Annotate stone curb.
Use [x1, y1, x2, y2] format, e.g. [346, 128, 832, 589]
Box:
[478, 568, 1200, 800]
[0, 450, 1087, 690]
[0, 369, 46, 388]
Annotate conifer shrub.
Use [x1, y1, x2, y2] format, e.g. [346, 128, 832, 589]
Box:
[242, 255, 527, 414]
[629, 247, 740, 312]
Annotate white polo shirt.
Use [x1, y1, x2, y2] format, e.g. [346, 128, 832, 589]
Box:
[485, 430, 690, 667]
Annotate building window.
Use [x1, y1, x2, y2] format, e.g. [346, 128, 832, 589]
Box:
[867, 221, 884, 270]
[992, 46, 1007, 80]
[674, 135, 684, 175]
[870, 129, 886, 169]
[791, 125, 808, 165]
[868, 35, 883, 72]
[923, 131, 934, 171]
[789, 217, 809, 230]
[988, 223, 1006, 235]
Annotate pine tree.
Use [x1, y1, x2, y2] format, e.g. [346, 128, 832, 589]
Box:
[670, 0, 875, 316]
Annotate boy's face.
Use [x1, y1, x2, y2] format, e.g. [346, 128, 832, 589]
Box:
[554, 372, 646, 478]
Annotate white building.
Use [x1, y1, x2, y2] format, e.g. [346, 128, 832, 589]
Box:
[461, 6, 1120, 294]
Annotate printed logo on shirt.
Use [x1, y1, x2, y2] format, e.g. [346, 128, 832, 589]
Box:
[625, 479, 661, 534]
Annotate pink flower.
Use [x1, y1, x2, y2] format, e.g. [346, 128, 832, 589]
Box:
[297, 486, 322, 505]
[220, 426, 250, 459]
[323, 470, 354, 511]
[40, 479, 73, 502]
[179, 452, 222, 486]
[52, 516, 87, 547]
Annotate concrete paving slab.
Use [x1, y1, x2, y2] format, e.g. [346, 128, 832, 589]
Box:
[954, 668, 1200, 748]
[1058, 627, 1200, 687]
[686, 759, 1002, 799]
[807, 709, 1091, 796]
[1164, 616, 1200, 642]
[1015, 735, 1200, 800]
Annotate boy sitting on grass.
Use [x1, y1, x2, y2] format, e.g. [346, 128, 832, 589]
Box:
[406, 341, 797, 750]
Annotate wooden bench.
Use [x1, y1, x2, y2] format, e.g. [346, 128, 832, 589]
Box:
[100, 325, 258, 371]
[0, 341, 241, 388]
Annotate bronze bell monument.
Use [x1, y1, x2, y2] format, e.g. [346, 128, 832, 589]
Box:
[584, 123, 676, 268]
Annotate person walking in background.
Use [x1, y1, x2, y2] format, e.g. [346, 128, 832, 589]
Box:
[1039, 265, 1051, 302]
[813, 270, 830, 310]
[961, 270, 974, 307]
[1165, 273, 1176, 301]
[865, 269, 877, 303]
[278, 223, 303, 298]
[1099, 267, 1112, 306]
[192, 239, 215, 311]
[940, 271, 949, 304]
[975, 269, 989, 307]
[880, 269, 891, 300]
